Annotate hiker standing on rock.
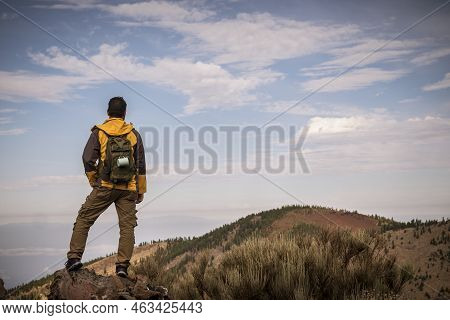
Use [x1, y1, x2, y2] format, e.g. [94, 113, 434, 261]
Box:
[65, 97, 147, 277]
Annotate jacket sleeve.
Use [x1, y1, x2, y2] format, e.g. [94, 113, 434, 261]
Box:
[82, 129, 100, 187]
[133, 129, 147, 194]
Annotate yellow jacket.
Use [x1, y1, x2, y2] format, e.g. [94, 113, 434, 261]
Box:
[82, 118, 147, 193]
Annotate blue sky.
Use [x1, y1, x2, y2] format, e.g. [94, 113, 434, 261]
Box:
[0, 0, 450, 286]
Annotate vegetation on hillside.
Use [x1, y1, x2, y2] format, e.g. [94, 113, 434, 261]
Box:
[133, 227, 412, 299]
[130, 206, 413, 299]
[11, 205, 441, 300]
[154, 205, 365, 263]
[370, 214, 449, 233]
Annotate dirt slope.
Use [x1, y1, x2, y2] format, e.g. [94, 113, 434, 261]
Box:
[270, 207, 378, 234]
[384, 222, 449, 299]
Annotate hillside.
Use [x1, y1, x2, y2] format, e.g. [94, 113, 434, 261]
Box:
[6, 205, 450, 300]
[384, 222, 449, 299]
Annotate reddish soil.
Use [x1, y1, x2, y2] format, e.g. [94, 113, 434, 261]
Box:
[270, 208, 379, 234]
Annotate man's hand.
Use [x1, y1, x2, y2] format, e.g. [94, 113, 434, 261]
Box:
[136, 193, 144, 204]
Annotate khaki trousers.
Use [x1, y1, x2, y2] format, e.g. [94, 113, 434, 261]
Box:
[67, 186, 138, 268]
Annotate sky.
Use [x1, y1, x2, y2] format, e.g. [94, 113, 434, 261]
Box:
[0, 0, 450, 288]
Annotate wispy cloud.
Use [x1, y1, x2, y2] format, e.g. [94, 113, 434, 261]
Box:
[0, 70, 91, 102]
[0, 108, 20, 113]
[44, 1, 360, 69]
[16, 0, 448, 110]
[0, 117, 12, 125]
[0, 175, 85, 190]
[307, 115, 391, 134]
[422, 72, 450, 91]
[304, 115, 450, 172]
[0, 107, 27, 136]
[0, 244, 114, 257]
[0, 247, 66, 257]
[0, 12, 18, 21]
[398, 97, 420, 104]
[263, 100, 363, 117]
[102, 0, 215, 22]
[0, 128, 27, 136]
[301, 39, 420, 77]
[301, 67, 407, 93]
[167, 13, 359, 69]
[411, 47, 450, 66]
[24, 43, 282, 113]
[34, 0, 101, 10]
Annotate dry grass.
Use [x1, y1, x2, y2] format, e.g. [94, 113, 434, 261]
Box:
[152, 228, 412, 299]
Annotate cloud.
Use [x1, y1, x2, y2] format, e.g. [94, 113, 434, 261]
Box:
[301, 39, 420, 76]
[35, 0, 101, 10]
[101, 1, 215, 22]
[29, 44, 135, 81]
[0, 117, 12, 125]
[422, 73, 450, 91]
[20, 1, 450, 107]
[52, 2, 360, 69]
[39, 1, 428, 96]
[411, 47, 450, 66]
[0, 107, 27, 136]
[301, 67, 407, 93]
[264, 100, 363, 117]
[169, 13, 360, 68]
[0, 70, 91, 102]
[307, 115, 390, 134]
[26, 44, 282, 113]
[0, 175, 85, 190]
[303, 115, 450, 172]
[44, 0, 214, 21]
[0, 12, 18, 20]
[398, 97, 420, 104]
[0, 244, 114, 257]
[0, 128, 27, 136]
[146, 61, 281, 113]
[0, 247, 66, 257]
[298, 39, 447, 95]
[0, 108, 19, 113]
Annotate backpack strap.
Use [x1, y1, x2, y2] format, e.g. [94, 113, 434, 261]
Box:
[96, 128, 109, 182]
[132, 128, 140, 194]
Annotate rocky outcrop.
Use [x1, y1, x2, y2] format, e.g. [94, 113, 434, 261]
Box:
[0, 278, 6, 299]
[48, 269, 168, 300]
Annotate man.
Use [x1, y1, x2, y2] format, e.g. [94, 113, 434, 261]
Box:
[65, 97, 147, 277]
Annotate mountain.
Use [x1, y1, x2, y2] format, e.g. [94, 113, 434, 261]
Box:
[6, 205, 450, 300]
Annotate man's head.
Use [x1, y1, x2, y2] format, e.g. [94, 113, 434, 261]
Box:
[107, 97, 127, 119]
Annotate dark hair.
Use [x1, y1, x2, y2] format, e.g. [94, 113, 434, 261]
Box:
[107, 97, 127, 118]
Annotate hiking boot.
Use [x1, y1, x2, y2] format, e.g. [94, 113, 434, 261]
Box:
[116, 265, 128, 278]
[65, 258, 83, 272]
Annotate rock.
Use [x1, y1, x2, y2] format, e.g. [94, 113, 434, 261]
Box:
[0, 278, 6, 300]
[48, 269, 169, 300]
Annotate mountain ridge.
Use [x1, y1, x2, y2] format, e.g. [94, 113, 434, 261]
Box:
[6, 205, 449, 300]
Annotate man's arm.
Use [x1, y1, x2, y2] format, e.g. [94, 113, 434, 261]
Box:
[133, 129, 147, 195]
[82, 129, 100, 187]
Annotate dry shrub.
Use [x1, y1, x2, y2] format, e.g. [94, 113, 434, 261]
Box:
[130, 247, 166, 286]
[173, 228, 411, 299]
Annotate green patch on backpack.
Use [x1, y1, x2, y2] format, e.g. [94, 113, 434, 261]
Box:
[100, 132, 136, 184]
